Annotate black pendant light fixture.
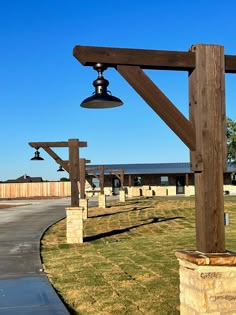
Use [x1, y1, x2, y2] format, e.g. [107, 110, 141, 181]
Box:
[57, 165, 64, 172]
[80, 63, 123, 109]
[30, 147, 44, 160]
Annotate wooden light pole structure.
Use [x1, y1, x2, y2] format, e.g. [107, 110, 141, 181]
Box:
[29, 139, 87, 206]
[110, 169, 124, 192]
[87, 165, 105, 194]
[79, 158, 91, 199]
[73, 44, 236, 254]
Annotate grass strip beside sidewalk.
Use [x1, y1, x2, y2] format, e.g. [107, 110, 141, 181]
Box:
[41, 196, 236, 315]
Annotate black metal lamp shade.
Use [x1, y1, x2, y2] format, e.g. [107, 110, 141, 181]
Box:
[31, 147, 44, 160]
[57, 165, 64, 172]
[80, 63, 123, 109]
[81, 93, 123, 109]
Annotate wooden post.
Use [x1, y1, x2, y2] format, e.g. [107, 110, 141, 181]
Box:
[189, 44, 226, 253]
[99, 165, 105, 194]
[79, 158, 86, 199]
[185, 173, 189, 187]
[69, 139, 80, 207]
[128, 175, 132, 187]
[120, 169, 124, 190]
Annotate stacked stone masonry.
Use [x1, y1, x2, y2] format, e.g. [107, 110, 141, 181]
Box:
[66, 207, 84, 244]
[176, 250, 236, 315]
[98, 194, 106, 208]
[79, 198, 88, 220]
[119, 190, 126, 202]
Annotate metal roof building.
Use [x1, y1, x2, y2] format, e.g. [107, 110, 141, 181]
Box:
[87, 162, 235, 175]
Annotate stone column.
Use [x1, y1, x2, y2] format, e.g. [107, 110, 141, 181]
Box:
[79, 198, 88, 219]
[132, 187, 142, 197]
[146, 190, 153, 197]
[154, 187, 168, 196]
[98, 194, 106, 208]
[175, 250, 236, 314]
[119, 190, 126, 202]
[142, 185, 150, 196]
[184, 186, 191, 197]
[127, 187, 133, 198]
[66, 207, 83, 243]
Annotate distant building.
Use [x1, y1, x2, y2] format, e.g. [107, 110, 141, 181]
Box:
[86, 162, 236, 196]
[5, 174, 43, 183]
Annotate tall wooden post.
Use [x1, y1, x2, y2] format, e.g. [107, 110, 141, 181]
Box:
[120, 169, 124, 190]
[128, 175, 132, 187]
[99, 165, 105, 194]
[79, 158, 86, 199]
[185, 173, 189, 187]
[69, 139, 80, 207]
[189, 44, 227, 253]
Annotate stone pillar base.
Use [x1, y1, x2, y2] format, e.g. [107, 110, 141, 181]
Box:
[132, 187, 142, 197]
[66, 207, 83, 244]
[176, 250, 236, 314]
[119, 190, 126, 202]
[145, 190, 153, 197]
[184, 186, 191, 196]
[127, 187, 132, 198]
[79, 198, 88, 219]
[98, 194, 106, 208]
[154, 187, 168, 196]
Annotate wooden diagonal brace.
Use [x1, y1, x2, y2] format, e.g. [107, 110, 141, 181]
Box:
[117, 65, 196, 150]
[42, 147, 69, 172]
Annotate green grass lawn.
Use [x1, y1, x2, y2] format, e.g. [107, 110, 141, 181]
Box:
[40, 196, 236, 315]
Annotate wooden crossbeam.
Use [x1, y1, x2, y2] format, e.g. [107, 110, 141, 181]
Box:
[225, 55, 236, 73]
[86, 166, 100, 172]
[29, 141, 87, 148]
[73, 45, 195, 71]
[73, 45, 236, 73]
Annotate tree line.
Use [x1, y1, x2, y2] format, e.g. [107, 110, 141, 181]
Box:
[227, 117, 236, 164]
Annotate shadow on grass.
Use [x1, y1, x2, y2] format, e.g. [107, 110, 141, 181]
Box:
[84, 216, 185, 242]
[89, 206, 152, 218]
[105, 200, 141, 208]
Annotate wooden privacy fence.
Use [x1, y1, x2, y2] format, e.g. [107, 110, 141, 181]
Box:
[0, 182, 73, 199]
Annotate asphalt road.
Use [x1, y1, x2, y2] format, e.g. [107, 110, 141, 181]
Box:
[0, 198, 71, 315]
[0, 195, 119, 314]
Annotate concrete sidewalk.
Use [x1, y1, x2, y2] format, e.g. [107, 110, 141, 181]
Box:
[0, 198, 71, 315]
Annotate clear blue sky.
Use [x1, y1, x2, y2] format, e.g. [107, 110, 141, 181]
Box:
[1, 0, 236, 181]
